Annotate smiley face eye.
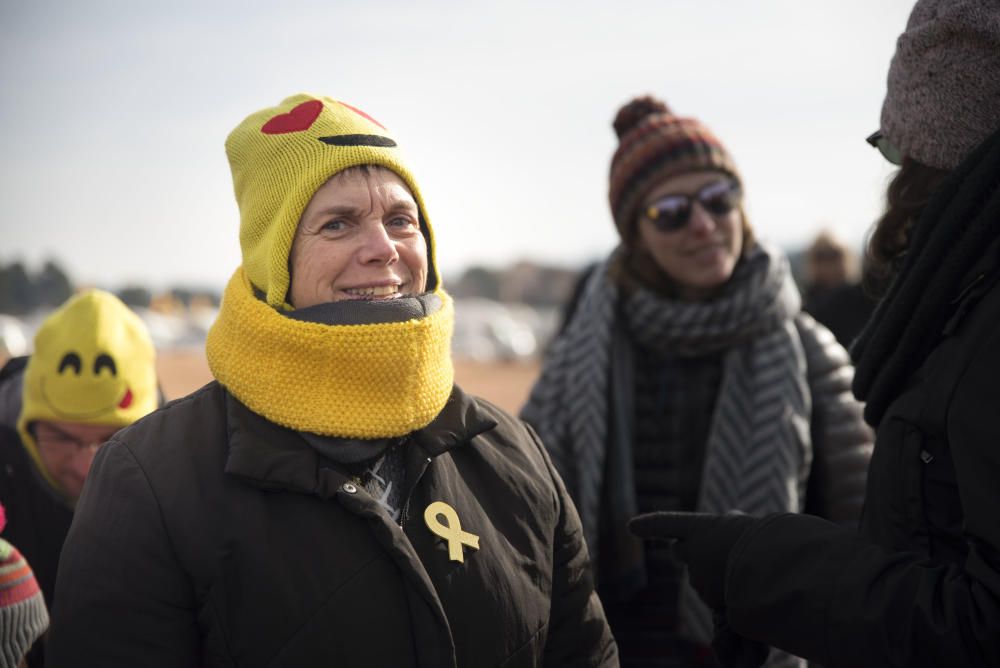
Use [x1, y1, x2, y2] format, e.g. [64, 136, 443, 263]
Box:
[58, 352, 82, 375]
[94, 354, 117, 377]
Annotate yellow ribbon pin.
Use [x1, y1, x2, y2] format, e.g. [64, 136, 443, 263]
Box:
[423, 501, 480, 563]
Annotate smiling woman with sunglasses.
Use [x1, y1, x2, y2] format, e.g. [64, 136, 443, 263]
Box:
[522, 95, 873, 668]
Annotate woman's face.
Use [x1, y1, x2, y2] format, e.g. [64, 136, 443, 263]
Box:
[288, 168, 428, 309]
[636, 170, 743, 300]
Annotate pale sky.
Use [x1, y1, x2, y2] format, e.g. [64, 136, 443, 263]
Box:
[0, 0, 912, 293]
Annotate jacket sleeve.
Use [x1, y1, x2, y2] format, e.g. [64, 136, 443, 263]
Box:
[723, 323, 1000, 668]
[723, 509, 1000, 668]
[522, 423, 618, 667]
[796, 314, 874, 526]
[46, 439, 201, 667]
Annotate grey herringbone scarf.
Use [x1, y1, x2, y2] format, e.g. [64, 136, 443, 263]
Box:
[522, 243, 810, 652]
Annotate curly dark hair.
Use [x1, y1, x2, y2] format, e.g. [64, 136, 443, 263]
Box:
[863, 158, 949, 297]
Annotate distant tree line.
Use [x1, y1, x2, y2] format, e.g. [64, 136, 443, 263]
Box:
[0, 259, 221, 316]
[0, 260, 73, 315]
[116, 286, 221, 310]
[448, 261, 586, 308]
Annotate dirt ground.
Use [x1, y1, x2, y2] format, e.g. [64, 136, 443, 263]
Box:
[157, 350, 541, 415]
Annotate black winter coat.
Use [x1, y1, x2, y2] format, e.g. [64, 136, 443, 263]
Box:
[0, 424, 73, 668]
[0, 357, 74, 610]
[46, 382, 618, 667]
[0, 425, 73, 611]
[718, 255, 1000, 666]
[0, 354, 73, 668]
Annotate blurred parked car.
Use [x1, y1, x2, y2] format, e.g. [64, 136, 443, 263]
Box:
[0, 315, 29, 358]
[453, 298, 538, 362]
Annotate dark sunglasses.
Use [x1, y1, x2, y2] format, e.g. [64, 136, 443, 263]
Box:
[811, 247, 844, 262]
[643, 178, 742, 232]
[866, 130, 902, 166]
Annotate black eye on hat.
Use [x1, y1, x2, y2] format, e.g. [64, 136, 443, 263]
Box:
[318, 135, 397, 148]
[94, 353, 117, 377]
[58, 352, 82, 375]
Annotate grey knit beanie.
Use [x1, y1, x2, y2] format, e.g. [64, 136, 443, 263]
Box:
[881, 0, 1000, 170]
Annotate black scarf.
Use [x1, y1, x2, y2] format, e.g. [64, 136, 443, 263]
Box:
[852, 126, 1000, 426]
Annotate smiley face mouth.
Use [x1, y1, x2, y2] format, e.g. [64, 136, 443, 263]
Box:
[40, 377, 133, 420]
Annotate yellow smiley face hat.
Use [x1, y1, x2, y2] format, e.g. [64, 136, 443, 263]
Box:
[226, 93, 440, 309]
[207, 94, 454, 439]
[17, 290, 158, 488]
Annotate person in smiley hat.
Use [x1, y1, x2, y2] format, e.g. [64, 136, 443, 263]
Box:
[0, 289, 157, 666]
[48, 94, 618, 667]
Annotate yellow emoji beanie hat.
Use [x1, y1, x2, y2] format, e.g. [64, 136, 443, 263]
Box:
[207, 94, 454, 439]
[225, 93, 440, 308]
[18, 290, 158, 488]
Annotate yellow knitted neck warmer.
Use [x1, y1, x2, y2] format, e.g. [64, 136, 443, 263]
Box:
[206, 267, 455, 439]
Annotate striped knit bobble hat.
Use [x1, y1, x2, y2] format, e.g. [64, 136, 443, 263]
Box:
[609, 96, 740, 246]
[881, 0, 1000, 170]
[0, 504, 49, 668]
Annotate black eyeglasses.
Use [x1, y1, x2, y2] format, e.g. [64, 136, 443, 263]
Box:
[643, 178, 742, 233]
[866, 130, 902, 166]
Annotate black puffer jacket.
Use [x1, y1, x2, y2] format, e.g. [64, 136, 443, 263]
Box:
[0, 425, 73, 611]
[0, 357, 72, 668]
[0, 425, 72, 668]
[718, 252, 1000, 667]
[47, 382, 618, 667]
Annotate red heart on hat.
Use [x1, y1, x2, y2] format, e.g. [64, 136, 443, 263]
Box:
[261, 99, 323, 135]
[337, 101, 386, 130]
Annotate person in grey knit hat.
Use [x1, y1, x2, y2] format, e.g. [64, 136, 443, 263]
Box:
[880, 0, 1000, 170]
[629, 1, 1000, 667]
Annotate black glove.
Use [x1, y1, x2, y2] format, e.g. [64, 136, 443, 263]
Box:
[627, 511, 754, 610]
[712, 610, 770, 668]
[630, 512, 767, 668]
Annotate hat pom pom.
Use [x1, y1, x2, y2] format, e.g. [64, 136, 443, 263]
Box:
[613, 96, 672, 138]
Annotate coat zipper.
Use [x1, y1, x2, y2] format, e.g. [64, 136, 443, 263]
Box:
[399, 455, 433, 530]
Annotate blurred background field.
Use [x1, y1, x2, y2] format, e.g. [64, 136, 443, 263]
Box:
[0, 245, 842, 415]
[0, 259, 563, 414]
[0, 324, 542, 415]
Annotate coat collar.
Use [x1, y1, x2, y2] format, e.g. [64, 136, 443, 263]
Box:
[223, 384, 497, 497]
[410, 385, 497, 457]
[942, 233, 1000, 337]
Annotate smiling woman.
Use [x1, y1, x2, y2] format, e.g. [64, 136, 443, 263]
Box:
[288, 166, 428, 308]
[47, 93, 618, 667]
[522, 94, 874, 667]
[636, 171, 744, 301]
